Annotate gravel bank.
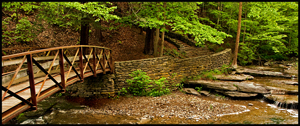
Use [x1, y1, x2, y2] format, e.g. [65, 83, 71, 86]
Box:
[67, 91, 250, 121]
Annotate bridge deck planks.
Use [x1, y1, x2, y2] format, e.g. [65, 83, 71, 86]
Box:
[1, 68, 109, 113]
[1, 71, 79, 113]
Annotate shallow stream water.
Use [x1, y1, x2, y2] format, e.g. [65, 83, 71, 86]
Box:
[36, 93, 297, 124]
[7, 66, 298, 124]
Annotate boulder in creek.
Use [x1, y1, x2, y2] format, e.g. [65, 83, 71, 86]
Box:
[213, 74, 254, 81]
[187, 80, 269, 94]
[236, 67, 294, 78]
[182, 88, 201, 96]
[215, 90, 258, 97]
[264, 94, 298, 106]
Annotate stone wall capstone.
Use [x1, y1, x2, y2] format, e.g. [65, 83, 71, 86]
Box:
[114, 48, 232, 92]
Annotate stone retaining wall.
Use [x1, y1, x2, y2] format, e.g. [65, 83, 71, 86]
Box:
[114, 48, 232, 92]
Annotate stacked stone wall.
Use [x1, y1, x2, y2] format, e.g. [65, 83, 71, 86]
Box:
[114, 48, 232, 92]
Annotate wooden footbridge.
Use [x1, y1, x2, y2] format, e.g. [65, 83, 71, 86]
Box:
[1, 45, 114, 123]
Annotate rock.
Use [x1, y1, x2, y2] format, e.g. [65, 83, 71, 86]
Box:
[188, 80, 238, 91]
[264, 94, 298, 106]
[199, 90, 210, 96]
[188, 80, 269, 94]
[248, 103, 253, 106]
[35, 116, 45, 124]
[137, 118, 151, 124]
[213, 74, 254, 81]
[234, 82, 269, 94]
[215, 90, 258, 97]
[182, 88, 201, 96]
[230, 71, 236, 75]
[270, 80, 298, 85]
[236, 67, 294, 78]
[20, 119, 35, 124]
[265, 86, 298, 95]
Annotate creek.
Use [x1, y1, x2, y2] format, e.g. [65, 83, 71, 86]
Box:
[6, 65, 298, 124]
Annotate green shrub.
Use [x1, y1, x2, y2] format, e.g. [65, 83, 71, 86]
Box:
[126, 69, 152, 96]
[126, 69, 170, 97]
[148, 77, 170, 97]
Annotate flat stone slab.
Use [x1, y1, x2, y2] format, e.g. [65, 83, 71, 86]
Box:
[264, 86, 298, 95]
[182, 88, 201, 96]
[270, 80, 298, 85]
[213, 74, 254, 81]
[188, 80, 269, 94]
[188, 80, 237, 91]
[199, 90, 210, 96]
[215, 90, 258, 97]
[236, 67, 294, 78]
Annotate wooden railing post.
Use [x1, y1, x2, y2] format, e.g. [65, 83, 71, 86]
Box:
[26, 54, 37, 110]
[79, 47, 84, 82]
[102, 49, 106, 74]
[110, 50, 114, 74]
[93, 47, 97, 77]
[59, 49, 66, 91]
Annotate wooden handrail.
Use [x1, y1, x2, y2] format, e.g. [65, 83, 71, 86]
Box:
[2, 45, 111, 60]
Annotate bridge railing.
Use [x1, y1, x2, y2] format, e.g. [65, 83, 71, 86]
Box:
[2, 45, 114, 122]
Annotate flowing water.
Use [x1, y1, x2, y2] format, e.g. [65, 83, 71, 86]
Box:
[38, 94, 298, 124]
[6, 66, 298, 124]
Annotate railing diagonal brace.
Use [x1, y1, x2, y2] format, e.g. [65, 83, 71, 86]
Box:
[1, 86, 34, 107]
[95, 54, 105, 72]
[62, 53, 82, 80]
[82, 54, 94, 74]
[31, 58, 63, 89]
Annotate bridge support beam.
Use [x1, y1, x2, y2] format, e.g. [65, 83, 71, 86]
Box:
[59, 49, 66, 91]
[93, 47, 97, 77]
[26, 54, 37, 110]
[79, 47, 84, 82]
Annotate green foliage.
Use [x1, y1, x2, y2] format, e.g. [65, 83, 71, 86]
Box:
[2, 2, 43, 46]
[2, 2, 119, 46]
[16, 113, 25, 121]
[126, 69, 152, 96]
[269, 117, 284, 124]
[118, 87, 128, 96]
[196, 64, 230, 80]
[126, 69, 170, 97]
[199, 2, 298, 64]
[195, 86, 202, 92]
[163, 48, 185, 58]
[37, 2, 120, 31]
[148, 77, 170, 97]
[121, 2, 232, 46]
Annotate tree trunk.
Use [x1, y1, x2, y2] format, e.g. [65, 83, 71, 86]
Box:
[80, 16, 89, 54]
[144, 28, 154, 55]
[232, 2, 242, 69]
[228, 8, 233, 34]
[154, 28, 159, 57]
[160, 31, 165, 57]
[242, 2, 247, 43]
[159, 2, 166, 57]
[217, 2, 220, 26]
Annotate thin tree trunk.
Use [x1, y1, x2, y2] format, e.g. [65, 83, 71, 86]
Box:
[159, 2, 166, 57]
[232, 2, 242, 69]
[242, 2, 247, 43]
[154, 28, 159, 57]
[217, 2, 220, 26]
[144, 28, 154, 55]
[228, 8, 233, 34]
